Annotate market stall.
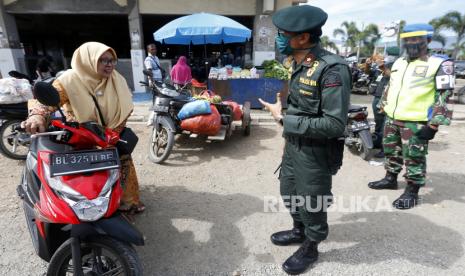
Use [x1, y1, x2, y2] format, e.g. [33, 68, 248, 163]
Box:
[208, 78, 288, 109]
[207, 60, 289, 108]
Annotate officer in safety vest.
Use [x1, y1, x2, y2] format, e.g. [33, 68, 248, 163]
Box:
[259, 5, 351, 274]
[368, 23, 455, 209]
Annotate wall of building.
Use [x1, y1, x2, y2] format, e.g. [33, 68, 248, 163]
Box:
[139, 0, 256, 15]
[2, 0, 133, 14]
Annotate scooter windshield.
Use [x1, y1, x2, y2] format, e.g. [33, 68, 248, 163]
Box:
[81, 121, 106, 141]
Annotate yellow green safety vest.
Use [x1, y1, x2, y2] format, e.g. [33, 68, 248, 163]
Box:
[384, 56, 443, 122]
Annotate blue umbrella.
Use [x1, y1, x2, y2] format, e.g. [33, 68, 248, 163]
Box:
[153, 12, 251, 45]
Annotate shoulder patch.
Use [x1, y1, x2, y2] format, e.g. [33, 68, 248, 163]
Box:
[323, 72, 342, 89]
[440, 60, 454, 75]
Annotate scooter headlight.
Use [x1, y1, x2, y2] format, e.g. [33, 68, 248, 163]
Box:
[69, 193, 110, 222]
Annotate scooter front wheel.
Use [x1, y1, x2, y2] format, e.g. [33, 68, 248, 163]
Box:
[148, 121, 175, 164]
[47, 236, 142, 276]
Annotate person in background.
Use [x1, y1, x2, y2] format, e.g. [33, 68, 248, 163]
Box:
[22, 42, 145, 214]
[170, 56, 192, 89]
[35, 57, 54, 81]
[144, 43, 164, 82]
[222, 48, 234, 66]
[370, 57, 394, 158]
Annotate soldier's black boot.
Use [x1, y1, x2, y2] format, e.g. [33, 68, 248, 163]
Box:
[368, 171, 398, 190]
[271, 221, 305, 246]
[282, 239, 319, 275]
[393, 184, 420, 209]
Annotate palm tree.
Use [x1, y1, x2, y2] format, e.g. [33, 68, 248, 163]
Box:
[320, 36, 339, 54]
[333, 21, 361, 56]
[432, 32, 447, 48]
[430, 11, 465, 59]
[361, 24, 381, 56]
[451, 41, 465, 59]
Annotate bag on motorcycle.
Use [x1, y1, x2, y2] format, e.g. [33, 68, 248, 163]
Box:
[89, 93, 139, 155]
[0, 77, 33, 104]
[180, 105, 221, 136]
[116, 127, 139, 155]
[177, 100, 211, 120]
[326, 137, 345, 175]
[222, 100, 242, 121]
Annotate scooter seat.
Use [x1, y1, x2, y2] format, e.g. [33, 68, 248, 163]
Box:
[348, 105, 366, 113]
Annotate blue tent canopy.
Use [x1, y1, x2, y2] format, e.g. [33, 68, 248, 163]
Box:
[153, 13, 252, 45]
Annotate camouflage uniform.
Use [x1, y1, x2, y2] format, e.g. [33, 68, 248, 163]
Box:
[381, 72, 453, 186]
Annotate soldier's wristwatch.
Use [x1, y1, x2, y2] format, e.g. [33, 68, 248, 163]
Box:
[276, 115, 284, 126]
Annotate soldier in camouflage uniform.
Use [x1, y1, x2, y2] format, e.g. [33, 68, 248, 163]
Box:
[368, 24, 454, 209]
[259, 5, 351, 274]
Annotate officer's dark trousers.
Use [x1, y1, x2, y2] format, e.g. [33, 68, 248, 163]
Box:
[372, 96, 386, 149]
[280, 140, 333, 242]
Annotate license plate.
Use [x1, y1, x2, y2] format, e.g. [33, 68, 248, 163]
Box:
[353, 122, 370, 130]
[152, 105, 169, 112]
[49, 148, 120, 177]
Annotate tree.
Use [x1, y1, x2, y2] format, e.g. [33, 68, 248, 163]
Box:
[451, 41, 465, 59]
[432, 32, 447, 48]
[360, 24, 381, 56]
[430, 11, 465, 59]
[333, 21, 361, 56]
[320, 36, 339, 54]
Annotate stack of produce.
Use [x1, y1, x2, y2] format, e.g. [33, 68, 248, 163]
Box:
[262, 60, 289, 80]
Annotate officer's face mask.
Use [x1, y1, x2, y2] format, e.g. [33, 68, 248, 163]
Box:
[275, 31, 304, 55]
[403, 36, 428, 60]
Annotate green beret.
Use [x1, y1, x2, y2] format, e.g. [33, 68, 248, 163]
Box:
[386, 46, 400, 56]
[272, 5, 328, 33]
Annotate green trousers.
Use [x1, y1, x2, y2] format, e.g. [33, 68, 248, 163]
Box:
[280, 140, 333, 242]
[383, 118, 429, 186]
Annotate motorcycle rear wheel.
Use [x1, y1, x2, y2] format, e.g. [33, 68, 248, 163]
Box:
[0, 119, 29, 160]
[148, 121, 174, 164]
[348, 139, 374, 161]
[47, 236, 141, 276]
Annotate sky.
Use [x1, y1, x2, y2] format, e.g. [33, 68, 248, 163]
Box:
[304, 0, 465, 42]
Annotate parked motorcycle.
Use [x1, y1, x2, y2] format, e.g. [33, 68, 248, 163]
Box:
[141, 70, 251, 164]
[17, 81, 144, 275]
[352, 72, 371, 94]
[345, 104, 375, 161]
[0, 71, 34, 160]
[0, 102, 30, 159]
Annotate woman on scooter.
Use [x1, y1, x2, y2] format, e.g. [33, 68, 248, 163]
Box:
[21, 42, 145, 214]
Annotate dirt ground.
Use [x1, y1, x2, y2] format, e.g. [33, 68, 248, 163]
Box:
[1, 90, 465, 275]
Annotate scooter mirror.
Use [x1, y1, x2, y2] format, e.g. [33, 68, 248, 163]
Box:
[33, 81, 60, 107]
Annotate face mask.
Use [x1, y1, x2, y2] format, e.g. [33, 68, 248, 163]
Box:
[275, 34, 294, 55]
[404, 41, 427, 60]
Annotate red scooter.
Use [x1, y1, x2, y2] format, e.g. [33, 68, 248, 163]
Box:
[17, 81, 144, 275]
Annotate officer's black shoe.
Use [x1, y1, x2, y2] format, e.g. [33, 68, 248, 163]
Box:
[368, 172, 398, 190]
[271, 223, 305, 246]
[393, 185, 420, 209]
[282, 239, 319, 275]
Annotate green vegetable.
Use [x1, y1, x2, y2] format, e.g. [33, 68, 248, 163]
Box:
[261, 60, 289, 80]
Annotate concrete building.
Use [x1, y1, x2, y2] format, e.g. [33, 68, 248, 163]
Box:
[0, 0, 305, 91]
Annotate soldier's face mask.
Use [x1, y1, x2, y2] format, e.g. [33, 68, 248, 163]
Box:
[275, 31, 301, 55]
[403, 36, 428, 60]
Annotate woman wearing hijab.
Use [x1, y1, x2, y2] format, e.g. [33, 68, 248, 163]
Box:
[22, 42, 145, 213]
[170, 56, 192, 89]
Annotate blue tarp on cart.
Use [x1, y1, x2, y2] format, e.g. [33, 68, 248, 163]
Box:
[207, 79, 288, 108]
